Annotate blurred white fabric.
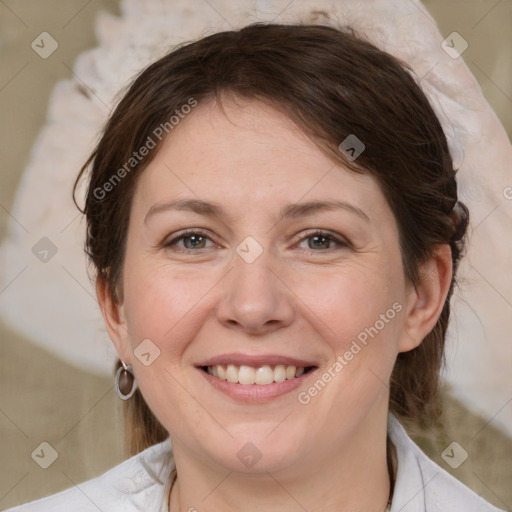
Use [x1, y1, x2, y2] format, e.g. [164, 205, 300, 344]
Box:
[0, 0, 511, 435]
[3, 414, 505, 511]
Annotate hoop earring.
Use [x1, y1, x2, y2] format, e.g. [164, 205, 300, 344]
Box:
[115, 361, 137, 400]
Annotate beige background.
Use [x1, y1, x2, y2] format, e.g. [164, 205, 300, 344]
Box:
[0, 1, 511, 510]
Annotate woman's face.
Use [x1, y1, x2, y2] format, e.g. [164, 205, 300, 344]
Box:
[105, 98, 426, 474]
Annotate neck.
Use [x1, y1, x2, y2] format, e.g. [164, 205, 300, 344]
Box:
[168, 407, 391, 512]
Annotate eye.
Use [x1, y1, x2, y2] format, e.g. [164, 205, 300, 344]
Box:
[296, 230, 350, 251]
[162, 229, 350, 253]
[163, 229, 217, 251]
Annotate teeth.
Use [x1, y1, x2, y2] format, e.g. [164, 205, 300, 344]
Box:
[255, 365, 273, 385]
[239, 365, 256, 385]
[205, 364, 307, 384]
[274, 364, 287, 383]
[226, 364, 238, 383]
[286, 365, 296, 379]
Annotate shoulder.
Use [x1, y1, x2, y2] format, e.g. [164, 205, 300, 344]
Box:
[388, 414, 506, 512]
[4, 438, 174, 512]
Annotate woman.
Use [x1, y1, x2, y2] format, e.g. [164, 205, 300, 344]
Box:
[7, 23, 505, 512]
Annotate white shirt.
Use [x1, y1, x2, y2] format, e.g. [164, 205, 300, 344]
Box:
[5, 414, 505, 511]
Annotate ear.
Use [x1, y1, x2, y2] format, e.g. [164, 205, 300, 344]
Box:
[398, 244, 453, 353]
[96, 275, 132, 364]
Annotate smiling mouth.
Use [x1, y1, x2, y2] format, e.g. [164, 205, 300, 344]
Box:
[200, 364, 317, 385]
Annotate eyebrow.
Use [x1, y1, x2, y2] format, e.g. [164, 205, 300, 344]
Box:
[144, 198, 371, 225]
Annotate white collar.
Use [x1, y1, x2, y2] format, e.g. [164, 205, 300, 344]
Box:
[387, 413, 427, 512]
[156, 413, 419, 511]
[103, 413, 501, 512]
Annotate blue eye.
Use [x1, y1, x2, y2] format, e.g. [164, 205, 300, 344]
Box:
[163, 229, 349, 253]
[297, 231, 349, 251]
[164, 230, 214, 250]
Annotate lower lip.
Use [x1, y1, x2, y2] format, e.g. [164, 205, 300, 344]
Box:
[197, 368, 315, 403]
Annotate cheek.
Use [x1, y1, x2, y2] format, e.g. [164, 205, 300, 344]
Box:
[295, 258, 403, 349]
[120, 259, 212, 429]
[122, 257, 212, 349]
[294, 255, 405, 403]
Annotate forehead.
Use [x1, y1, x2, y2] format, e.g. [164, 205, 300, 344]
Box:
[131, 97, 391, 226]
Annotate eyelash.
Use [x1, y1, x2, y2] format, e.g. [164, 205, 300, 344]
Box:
[163, 228, 350, 253]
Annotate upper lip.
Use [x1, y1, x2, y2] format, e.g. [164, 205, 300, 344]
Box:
[196, 353, 318, 368]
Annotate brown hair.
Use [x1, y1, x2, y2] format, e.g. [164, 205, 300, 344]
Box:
[74, 23, 468, 456]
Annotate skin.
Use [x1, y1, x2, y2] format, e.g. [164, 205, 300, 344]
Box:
[97, 97, 453, 512]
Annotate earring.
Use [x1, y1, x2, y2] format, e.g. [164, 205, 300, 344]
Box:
[115, 360, 137, 400]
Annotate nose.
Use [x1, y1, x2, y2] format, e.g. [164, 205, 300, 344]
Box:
[216, 249, 296, 336]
